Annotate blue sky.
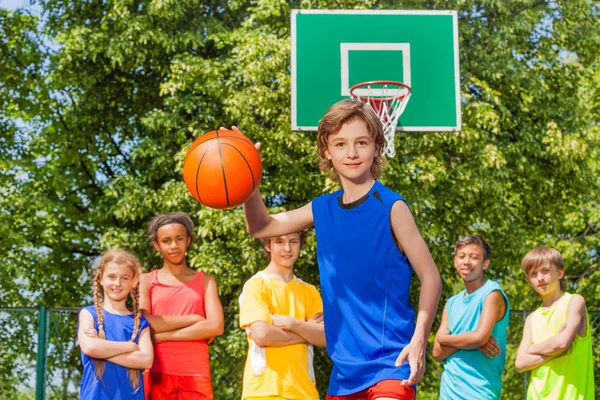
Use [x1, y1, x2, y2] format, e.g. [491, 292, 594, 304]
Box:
[0, 0, 28, 10]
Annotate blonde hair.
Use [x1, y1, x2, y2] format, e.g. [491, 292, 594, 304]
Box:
[521, 246, 566, 291]
[92, 249, 143, 393]
[316, 99, 387, 182]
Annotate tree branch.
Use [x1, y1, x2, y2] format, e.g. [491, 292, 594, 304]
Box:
[54, 108, 105, 196]
[565, 267, 598, 280]
[79, 159, 104, 196]
[105, 131, 137, 175]
[42, 243, 100, 257]
[512, 0, 549, 17]
[101, 160, 116, 179]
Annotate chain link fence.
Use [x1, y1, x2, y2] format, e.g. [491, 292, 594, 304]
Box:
[1, 307, 598, 400]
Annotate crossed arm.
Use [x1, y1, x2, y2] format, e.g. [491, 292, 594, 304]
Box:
[139, 273, 225, 342]
[78, 309, 153, 369]
[515, 294, 587, 373]
[433, 290, 506, 362]
[247, 312, 325, 347]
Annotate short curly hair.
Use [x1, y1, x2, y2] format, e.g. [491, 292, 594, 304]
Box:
[316, 99, 387, 182]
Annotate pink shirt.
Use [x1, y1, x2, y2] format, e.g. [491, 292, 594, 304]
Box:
[149, 269, 210, 376]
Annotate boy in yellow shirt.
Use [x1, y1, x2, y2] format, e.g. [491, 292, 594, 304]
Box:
[239, 231, 326, 400]
[515, 246, 594, 399]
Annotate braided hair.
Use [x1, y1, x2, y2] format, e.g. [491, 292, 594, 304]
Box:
[91, 248, 143, 393]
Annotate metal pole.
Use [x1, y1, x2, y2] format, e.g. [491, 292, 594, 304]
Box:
[36, 306, 48, 400]
[523, 310, 528, 399]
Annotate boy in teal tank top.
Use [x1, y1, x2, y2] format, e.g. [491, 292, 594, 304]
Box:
[433, 235, 510, 399]
[515, 246, 594, 399]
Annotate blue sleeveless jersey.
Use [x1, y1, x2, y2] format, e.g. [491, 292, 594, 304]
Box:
[312, 181, 415, 395]
[439, 279, 510, 400]
[79, 305, 150, 400]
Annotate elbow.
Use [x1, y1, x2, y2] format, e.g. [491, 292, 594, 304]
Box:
[250, 329, 268, 347]
[247, 227, 267, 239]
[141, 355, 153, 370]
[473, 334, 489, 349]
[244, 219, 264, 238]
[80, 342, 101, 359]
[428, 270, 442, 290]
[432, 342, 447, 362]
[515, 359, 526, 373]
[515, 355, 530, 373]
[245, 219, 269, 239]
[213, 320, 225, 337]
[246, 224, 258, 237]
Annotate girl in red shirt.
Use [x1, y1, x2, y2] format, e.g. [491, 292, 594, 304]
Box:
[140, 212, 224, 399]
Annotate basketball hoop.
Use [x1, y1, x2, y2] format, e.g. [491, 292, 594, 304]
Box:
[350, 80, 412, 158]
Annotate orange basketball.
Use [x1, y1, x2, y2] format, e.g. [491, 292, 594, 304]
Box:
[183, 129, 262, 209]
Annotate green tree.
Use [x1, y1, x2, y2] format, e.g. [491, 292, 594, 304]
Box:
[1, 0, 599, 398]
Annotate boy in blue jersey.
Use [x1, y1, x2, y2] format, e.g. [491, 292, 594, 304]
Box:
[432, 235, 510, 399]
[241, 99, 442, 400]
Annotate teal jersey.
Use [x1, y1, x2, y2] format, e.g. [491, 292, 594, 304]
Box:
[439, 279, 510, 400]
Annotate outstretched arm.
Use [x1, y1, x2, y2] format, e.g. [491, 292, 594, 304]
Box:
[243, 190, 314, 238]
[436, 291, 505, 356]
[153, 275, 224, 342]
[391, 201, 442, 386]
[528, 294, 587, 357]
[515, 314, 555, 373]
[432, 304, 458, 361]
[78, 309, 138, 359]
[105, 327, 154, 369]
[139, 272, 203, 333]
[272, 313, 326, 347]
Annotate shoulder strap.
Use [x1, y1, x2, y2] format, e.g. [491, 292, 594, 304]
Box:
[560, 292, 573, 320]
[150, 269, 159, 284]
[190, 270, 205, 288]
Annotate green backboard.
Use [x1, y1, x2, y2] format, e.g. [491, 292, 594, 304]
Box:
[291, 10, 461, 132]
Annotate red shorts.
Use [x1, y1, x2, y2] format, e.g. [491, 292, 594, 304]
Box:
[326, 380, 415, 400]
[144, 371, 213, 400]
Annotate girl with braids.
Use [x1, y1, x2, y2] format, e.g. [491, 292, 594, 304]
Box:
[140, 212, 224, 400]
[78, 249, 153, 399]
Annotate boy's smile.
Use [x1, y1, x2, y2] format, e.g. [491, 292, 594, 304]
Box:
[454, 243, 489, 283]
[325, 119, 378, 181]
[267, 233, 301, 270]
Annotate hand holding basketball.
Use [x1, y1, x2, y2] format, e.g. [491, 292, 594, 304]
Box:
[183, 128, 262, 209]
[221, 126, 261, 152]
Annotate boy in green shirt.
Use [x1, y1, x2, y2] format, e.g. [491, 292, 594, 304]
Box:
[515, 246, 594, 399]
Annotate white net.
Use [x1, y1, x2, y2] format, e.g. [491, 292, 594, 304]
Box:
[350, 81, 411, 158]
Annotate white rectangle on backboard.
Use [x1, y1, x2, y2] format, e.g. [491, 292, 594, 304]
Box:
[340, 43, 411, 97]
